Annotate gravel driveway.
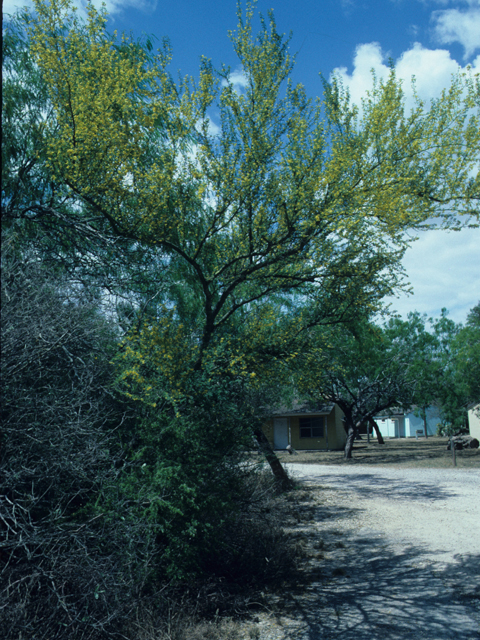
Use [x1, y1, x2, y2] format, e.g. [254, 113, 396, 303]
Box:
[254, 465, 480, 640]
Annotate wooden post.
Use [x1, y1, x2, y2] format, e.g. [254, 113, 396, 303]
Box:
[452, 442, 457, 467]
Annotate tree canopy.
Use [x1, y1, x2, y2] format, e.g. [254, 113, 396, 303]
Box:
[25, 0, 480, 378]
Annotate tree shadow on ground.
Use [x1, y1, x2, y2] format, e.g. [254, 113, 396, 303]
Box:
[285, 547, 480, 639]
[293, 470, 458, 502]
[270, 498, 480, 640]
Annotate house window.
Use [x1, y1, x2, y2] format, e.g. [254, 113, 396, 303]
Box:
[299, 416, 324, 438]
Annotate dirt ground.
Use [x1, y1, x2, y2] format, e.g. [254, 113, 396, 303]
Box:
[273, 436, 480, 469]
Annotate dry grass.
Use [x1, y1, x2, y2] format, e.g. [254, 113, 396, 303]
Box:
[272, 436, 480, 469]
[130, 612, 261, 640]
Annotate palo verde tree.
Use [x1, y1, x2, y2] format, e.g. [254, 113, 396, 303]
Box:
[26, 0, 480, 476]
[2, 12, 173, 324]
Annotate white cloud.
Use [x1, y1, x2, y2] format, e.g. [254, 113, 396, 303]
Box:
[383, 227, 480, 323]
[2, 0, 156, 18]
[221, 67, 249, 94]
[395, 43, 465, 103]
[3, 0, 33, 14]
[195, 116, 220, 138]
[431, 3, 480, 59]
[89, 0, 157, 15]
[332, 41, 478, 112]
[332, 43, 386, 106]
[206, 117, 221, 137]
[333, 40, 480, 324]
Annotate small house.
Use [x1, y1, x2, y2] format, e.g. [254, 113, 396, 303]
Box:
[263, 401, 346, 450]
[374, 406, 441, 438]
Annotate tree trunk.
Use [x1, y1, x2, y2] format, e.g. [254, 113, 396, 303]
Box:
[344, 423, 357, 459]
[369, 417, 385, 444]
[253, 427, 294, 491]
[423, 408, 428, 439]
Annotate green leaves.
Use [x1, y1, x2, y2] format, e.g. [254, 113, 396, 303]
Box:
[23, 0, 479, 381]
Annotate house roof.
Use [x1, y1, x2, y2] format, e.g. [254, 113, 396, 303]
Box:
[269, 400, 335, 417]
[374, 405, 440, 418]
[374, 407, 407, 418]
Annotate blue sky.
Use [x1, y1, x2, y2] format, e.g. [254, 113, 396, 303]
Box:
[4, 0, 480, 323]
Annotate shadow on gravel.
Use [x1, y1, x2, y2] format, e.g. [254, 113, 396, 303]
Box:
[297, 472, 457, 502]
[277, 519, 480, 640]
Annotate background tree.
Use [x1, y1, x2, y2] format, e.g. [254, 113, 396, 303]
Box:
[453, 303, 480, 409]
[382, 311, 446, 438]
[384, 310, 477, 435]
[434, 304, 480, 432]
[295, 319, 418, 458]
[301, 308, 479, 458]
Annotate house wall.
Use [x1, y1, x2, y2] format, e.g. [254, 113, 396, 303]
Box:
[468, 404, 480, 440]
[405, 407, 441, 437]
[375, 416, 401, 438]
[290, 415, 326, 450]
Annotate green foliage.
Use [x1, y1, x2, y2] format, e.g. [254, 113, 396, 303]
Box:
[113, 353, 278, 579]
[2, 12, 168, 316]
[294, 306, 478, 450]
[382, 308, 478, 432]
[0, 237, 295, 637]
[2, 13, 52, 219]
[26, 0, 480, 373]
[452, 303, 480, 406]
[384, 311, 444, 410]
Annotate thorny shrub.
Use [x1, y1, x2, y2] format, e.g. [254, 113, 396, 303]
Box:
[0, 243, 298, 639]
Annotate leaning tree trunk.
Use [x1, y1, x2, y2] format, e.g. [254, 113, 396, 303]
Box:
[253, 427, 294, 491]
[369, 417, 385, 444]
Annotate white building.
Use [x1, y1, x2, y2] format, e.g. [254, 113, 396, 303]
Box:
[374, 407, 441, 438]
